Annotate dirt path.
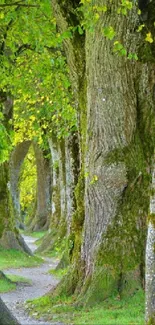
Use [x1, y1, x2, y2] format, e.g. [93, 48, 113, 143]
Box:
[1, 235, 62, 325]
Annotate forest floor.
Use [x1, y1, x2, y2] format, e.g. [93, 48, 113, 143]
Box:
[0, 235, 145, 325]
[1, 235, 63, 325]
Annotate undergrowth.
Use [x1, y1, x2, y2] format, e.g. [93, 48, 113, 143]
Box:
[26, 288, 144, 325]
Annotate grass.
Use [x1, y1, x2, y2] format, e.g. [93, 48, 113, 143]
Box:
[0, 247, 44, 270]
[23, 231, 47, 239]
[49, 267, 68, 279]
[6, 273, 32, 284]
[0, 274, 16, 293]
[0, 273, 31, 293]
[26, 288, 145, 325]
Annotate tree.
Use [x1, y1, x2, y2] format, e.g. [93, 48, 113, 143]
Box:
[146, 165, 155, 324]
[0, 0, 75, 250]
[0, 297, 20, 325]
[51, 1, 155, 322]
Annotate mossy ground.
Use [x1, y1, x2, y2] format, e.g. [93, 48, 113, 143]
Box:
[26, 288, 144, 324]
[49, 267, 68, 279]
[0, 247, 43, 270]
[22, 230, 47, 239]
[0, 274, 32, 293]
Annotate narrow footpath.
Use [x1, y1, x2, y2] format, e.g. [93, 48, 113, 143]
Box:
[1, 235, 62, 325]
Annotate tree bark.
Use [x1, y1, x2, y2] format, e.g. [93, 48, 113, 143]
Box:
[0, 163, 11, 238]
[51, 0, 155, 308]
[10, 140, 31, 228]
[145, 166, 155, 324]
[0, 297, 20, 325]
[29, 142, 51, 231]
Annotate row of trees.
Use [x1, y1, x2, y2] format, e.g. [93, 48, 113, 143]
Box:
[0, 0, 155, 324]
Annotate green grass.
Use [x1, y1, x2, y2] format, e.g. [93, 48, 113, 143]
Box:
[49, 267, 68, 279]
[23, 231, 47, 239]
[0, 273, 31, 293]
[0, 247, 43, 270]
[26, 289, 145, 325]
[0, 275, 16, 293]
[6, 274, 32, 284]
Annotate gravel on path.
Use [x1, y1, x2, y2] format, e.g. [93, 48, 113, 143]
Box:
[1, 235, 63, 325]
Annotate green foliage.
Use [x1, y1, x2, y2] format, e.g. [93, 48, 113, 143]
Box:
[0, 118, 12, 163]
[117, 0, 133, 15]
[102, 26, 116, 40]
[0, 0, 77, 152]
[113, 41, 127, 56]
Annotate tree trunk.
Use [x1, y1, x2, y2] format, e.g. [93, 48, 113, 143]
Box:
[29, 142, 51, 231]
[0, 162, 32, 254]
[0, 163, 11, 238]
[0, 297, 20, 325]
[51, 0, 155, 308]
[10, 141, 31, 228]
[49, 135, 61, 228]
[0, 94, 32, 254]
[145, 166, 155, 324]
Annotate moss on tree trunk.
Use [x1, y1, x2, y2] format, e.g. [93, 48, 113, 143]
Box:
[50, 0, 155, 310]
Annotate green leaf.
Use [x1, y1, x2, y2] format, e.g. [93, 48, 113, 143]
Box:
[103, 26, 116, 40]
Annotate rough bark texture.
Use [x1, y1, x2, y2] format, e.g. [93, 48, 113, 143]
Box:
[0, 162, 32, 254]
[36, 135, 61, 253]
[145, 167, 155, 324]
[58, 139, 67, 224]
[0, 163, 11, 238]
[50, 0, 155, 307]
[82, 2, 138, 275]
[51, 0, 85, 282]
[0, 297, 20, 325]
[29, 142, 51, 231]
[80, 1, 155, 304]
[48, 135, 61, 228]
[65, 133, 79, 234]
[10, 141, 31, 227]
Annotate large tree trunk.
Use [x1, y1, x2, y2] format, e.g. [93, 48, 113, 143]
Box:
[0, 297, 20, 325]
[51, 0, 155, 311]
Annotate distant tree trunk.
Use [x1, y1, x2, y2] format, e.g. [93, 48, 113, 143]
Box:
[58, 139, 67, 224]
[10, 141, 31, 228]
[36, 135, 61, 253]
[0, 297, 20, 325]
[65, 133, 80, 234]
[29, 142, 51, 231]
[0, 163, 11, 238]
[145, 166, 155, 324]
[48, 135, 61, 228]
